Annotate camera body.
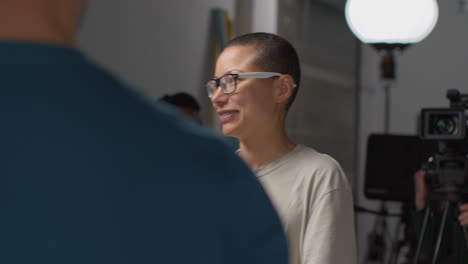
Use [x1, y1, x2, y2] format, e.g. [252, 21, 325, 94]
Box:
[419, 89, 468, 204]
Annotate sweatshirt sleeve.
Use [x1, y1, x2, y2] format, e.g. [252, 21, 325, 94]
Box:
[301, 158, 357, 264]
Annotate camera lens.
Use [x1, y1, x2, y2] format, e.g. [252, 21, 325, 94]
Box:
[421, 107, 466, 140]
[430, 115, 458, 135]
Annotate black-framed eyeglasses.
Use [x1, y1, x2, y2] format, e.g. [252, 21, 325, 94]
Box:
[205, 72, 282, 98]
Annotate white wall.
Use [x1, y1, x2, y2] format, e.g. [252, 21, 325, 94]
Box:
[252, 0, 278, 33]
[77, 0, 235, 123]
[357, 0, 468, 261]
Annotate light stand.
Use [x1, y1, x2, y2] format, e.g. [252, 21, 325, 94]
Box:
[344, 1, 439, 263]
[359, 43, 410, 264]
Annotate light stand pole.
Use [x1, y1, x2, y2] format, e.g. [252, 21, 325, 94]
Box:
[372, 43, 409, 134]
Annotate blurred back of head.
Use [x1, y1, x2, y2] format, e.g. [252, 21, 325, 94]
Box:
[0, 0, 88, 46]
[160, 92, 202, 123]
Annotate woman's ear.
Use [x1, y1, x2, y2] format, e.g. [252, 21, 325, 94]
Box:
[274, 75, 296, 104]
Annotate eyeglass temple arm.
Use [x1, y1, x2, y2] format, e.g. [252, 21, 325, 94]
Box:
[237, 72, 282, 78]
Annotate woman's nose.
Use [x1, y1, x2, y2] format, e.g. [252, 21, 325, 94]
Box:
[211, 87, 228, 106]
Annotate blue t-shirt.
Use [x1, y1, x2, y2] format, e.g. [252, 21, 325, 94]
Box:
[0, 42, 288, 264]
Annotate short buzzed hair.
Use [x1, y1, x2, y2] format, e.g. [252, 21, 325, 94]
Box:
[225, 32, 301, 111]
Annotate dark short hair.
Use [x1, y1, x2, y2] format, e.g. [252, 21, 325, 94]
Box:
[160, 92, 200, 112]
[225, 32, 301, 111]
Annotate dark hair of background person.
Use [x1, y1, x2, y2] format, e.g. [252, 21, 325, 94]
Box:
[160, 92, 200, 112]
[225, 32, 301, 111]
[159, 92, 202, 123]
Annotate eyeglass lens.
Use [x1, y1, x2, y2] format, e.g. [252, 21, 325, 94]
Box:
[206, 75, 237, 97]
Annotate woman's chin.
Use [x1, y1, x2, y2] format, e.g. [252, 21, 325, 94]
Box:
[221, 125, 239, 138]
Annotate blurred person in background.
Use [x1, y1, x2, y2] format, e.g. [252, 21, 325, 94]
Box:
[160, 92, 202, 123]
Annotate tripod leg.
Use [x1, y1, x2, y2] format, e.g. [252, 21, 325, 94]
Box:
[431, 201, 450, 264]
[413, 207, 431, 264]
[463, 225, 468, 251]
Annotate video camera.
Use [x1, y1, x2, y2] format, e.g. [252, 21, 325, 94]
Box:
[420, 89, 467, 140]
[363, 89, 468, 203]
[419, 89, 468, 204]
[362, 90, 468, 264]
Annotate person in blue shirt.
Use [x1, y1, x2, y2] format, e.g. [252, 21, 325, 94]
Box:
[0, 1, 288, 264]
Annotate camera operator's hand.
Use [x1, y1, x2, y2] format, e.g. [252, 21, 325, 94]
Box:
[458, 204, 468, 226]
[414, 169, 428, 212]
